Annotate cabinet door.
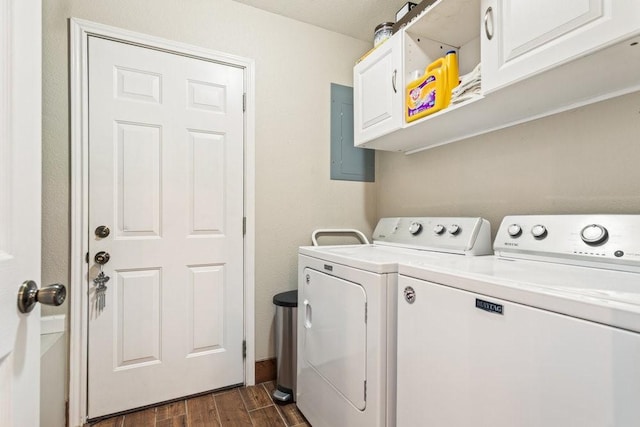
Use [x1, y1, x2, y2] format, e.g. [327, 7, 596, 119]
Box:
[353, 32, 403, 146]
[482, 0, 640, 93]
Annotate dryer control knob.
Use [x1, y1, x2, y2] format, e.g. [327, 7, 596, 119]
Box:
[507, 224, 522, 237]
[531, 224, 548, 239]
[448, 224, 461, 235]
[409, 222, 423, 235]
[581, 224, 608, 245]
[433, 224, 445, 235]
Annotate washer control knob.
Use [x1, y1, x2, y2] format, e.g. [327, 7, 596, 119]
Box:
[409, 222, 423, 235]
[448, 224, 461, 235]
[433, 224, 445, 235]
[507, 224, 522, 237]
[531, 224, 548, 239]
[581, 224, 608, 245]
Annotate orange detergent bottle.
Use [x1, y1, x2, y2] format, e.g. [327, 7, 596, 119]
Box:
[405, 55, 454, 123]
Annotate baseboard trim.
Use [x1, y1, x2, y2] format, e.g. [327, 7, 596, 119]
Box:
[255, 358, 276, 384]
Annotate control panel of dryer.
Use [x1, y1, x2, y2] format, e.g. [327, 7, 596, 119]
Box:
[494, 215, 640, 271]
[372, 217, 492, 255]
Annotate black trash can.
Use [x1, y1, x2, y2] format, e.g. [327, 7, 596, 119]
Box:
[272, 290, 297, 404]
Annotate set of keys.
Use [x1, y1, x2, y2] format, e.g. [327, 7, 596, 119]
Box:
[94, 267, 110, 313]
[94, 249, 111, 313]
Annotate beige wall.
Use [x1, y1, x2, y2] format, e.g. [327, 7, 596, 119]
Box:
[376, 91, 640, 236]
[41, 0, 376, 360]
[43, 0, 640, 366]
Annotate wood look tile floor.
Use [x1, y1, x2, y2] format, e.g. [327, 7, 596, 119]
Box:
[91, 381, 310, 427]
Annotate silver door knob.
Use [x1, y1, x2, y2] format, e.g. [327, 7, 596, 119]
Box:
[17, 280, 66, 313]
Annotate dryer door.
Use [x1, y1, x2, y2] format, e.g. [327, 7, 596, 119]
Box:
[302, 268, 367, 410]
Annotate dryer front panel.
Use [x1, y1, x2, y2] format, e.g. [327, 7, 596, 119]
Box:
[302, 268, 367, 410]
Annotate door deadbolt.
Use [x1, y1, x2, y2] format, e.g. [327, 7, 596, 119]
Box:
[95, 225, 110, 238]
[95, 251, 110, 265]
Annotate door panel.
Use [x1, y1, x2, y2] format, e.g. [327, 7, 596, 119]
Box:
[115, 67, 162, 103]
[482, 0, 640, 93]
[0, 0, 42, 425]
[115, 269, 162, 368]
[87, 36, 244, 418]
[117, 122, 162, 235]
[353, 32, 403, 145]
[302, 268, 367, 410]
[188, 264, 225, 354]
[503, 0, 602, 61]
[189, 132, 225, 234]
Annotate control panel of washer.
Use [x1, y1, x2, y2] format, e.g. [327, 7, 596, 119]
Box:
[494, 215, 640, 270]
[372, 217, 493, 255]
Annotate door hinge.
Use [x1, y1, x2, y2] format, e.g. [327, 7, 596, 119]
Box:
[243, 217, 246, 236]
[242, 93, 246, 112]
[85, 252, 89, 263]
[242, 340, 247, 359]
[364, 380, 367, 400]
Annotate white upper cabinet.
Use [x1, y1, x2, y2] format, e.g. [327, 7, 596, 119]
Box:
[482, 0, 640, 93]
[353, 0, 640, 153]
[353, 32, 403, 145]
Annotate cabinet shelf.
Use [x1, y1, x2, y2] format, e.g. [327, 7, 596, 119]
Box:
[405, 0, 480, 48]
[358, 33, 640, 154]
[357, 95, 486, 153]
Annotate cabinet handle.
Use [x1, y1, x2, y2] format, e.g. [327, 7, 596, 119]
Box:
[392, 69, 397, 93]
[484, 6, 494, 40]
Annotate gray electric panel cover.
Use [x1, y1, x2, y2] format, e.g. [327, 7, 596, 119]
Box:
[330, 83, 375, 182]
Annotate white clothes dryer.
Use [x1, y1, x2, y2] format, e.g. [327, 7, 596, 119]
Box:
[396, 215, 640, 427]
[296, 217, 492, 427]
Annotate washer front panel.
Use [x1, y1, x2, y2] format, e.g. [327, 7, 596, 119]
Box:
[396, 275, 640, 427]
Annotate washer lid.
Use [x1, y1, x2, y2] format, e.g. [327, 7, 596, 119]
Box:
[399, 255, 640, 333]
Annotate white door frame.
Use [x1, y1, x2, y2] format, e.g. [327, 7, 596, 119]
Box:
[69, 18, 255, 426]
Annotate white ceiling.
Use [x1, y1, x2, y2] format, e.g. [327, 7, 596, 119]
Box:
[230, 0, 409, 42]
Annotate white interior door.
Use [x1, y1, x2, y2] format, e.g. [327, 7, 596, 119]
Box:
[87, 36, 245, 418]
[0, 0, 42, 426]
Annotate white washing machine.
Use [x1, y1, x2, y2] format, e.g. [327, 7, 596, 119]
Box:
[296, 217, 492, 427]
[397, 215, 640, 427]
